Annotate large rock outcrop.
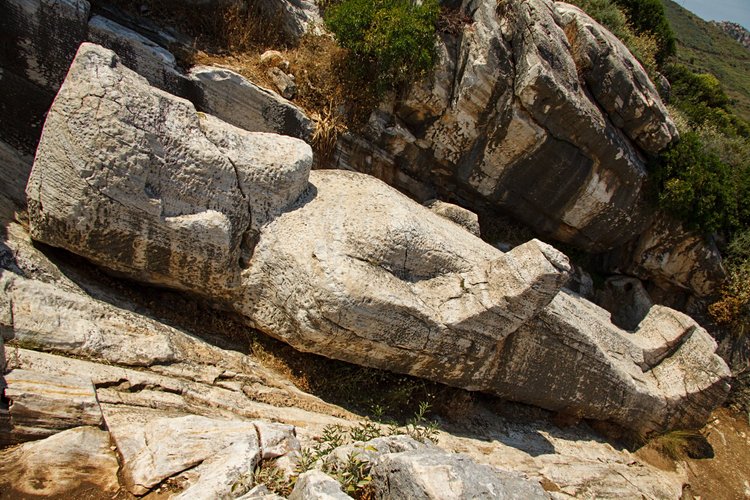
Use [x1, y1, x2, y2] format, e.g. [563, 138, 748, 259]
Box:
[0, 0, 91, 152]
[0, 189, 713, 498]
[333, 0, 677, 253]
[0, 426, 120, 496]
[25, 43, 311, 299]
[599, 215, 727, 298]
[23, 43, 730, 436]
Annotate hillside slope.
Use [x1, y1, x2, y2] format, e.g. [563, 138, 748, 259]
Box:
[662, 0, 750, 121]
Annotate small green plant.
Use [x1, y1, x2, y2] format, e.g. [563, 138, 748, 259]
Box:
[253, 460, 294, 497]
[323, 451, 375, 498]
[294, 447, 319, 474]
[710, 229, 750, 342]
[318, 424, 346, 453]
[664, 64, 750, 137]
[403, 401, 440, 444]
[325, 0, 440, 93]
[651, 429, 709, 460]
[611, 0, 676, 64]
[565, 0, 662, 74]
[653, 131, 740, 234]
[350, 420, 384, 442]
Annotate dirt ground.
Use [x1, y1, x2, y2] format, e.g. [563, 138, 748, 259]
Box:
[684, 408, 750, 499]
[636, 407, 750, 499]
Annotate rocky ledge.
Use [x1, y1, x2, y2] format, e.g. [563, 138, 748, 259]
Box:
[21, 43, 730, 437]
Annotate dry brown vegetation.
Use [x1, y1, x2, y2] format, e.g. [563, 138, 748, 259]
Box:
[194, 32, 379, 160]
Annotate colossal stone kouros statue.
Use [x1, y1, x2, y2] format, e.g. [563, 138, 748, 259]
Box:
[26, 43, 730, 436]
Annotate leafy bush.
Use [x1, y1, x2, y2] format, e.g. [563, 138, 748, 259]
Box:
[710, 229, 750, 340]
[652, 131, 749, 234]
[612, 0, 676, 63]
[664, 64, 750, 137]
[325, 0, 440, 92]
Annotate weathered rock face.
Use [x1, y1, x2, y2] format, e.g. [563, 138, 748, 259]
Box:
[189, 65, 314, 141]
[600, 215, 727, 298]
[0, 426, 120, 497]
[289, 469, 350, 500]
[24, 42, 730, 436]
[239, 170, 573, 391]
[0, 0, 91, 151]
[87, 14, 188, 96]
[371, 447, 550, 499]
[424, 199, 481, 237]
[104, 412, 276, 496]
[596, 275, 654, 330]
[556, 3, 677, 154]
[492, 290, 730, 432]
[1, 368, 102, 444]
[0, 208, 716, 498]
[239, 170, 729, 434]
[25, 43, 312, 299]
[332, 0, 676, 253]
[250, 0, 323, 43]
[0, 139, 32, 210]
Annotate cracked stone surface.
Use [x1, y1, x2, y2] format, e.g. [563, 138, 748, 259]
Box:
[25, 43, 312, 299]
[0, 426, 120, 496]
[0, 368, 102, 444]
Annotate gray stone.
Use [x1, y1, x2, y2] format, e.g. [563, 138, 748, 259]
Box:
[0, 0, 90, 151]
[0, 139, 33, 209]
[424, 199, 481, 237]
[189, 65, 314, 141]
[555, 3, 678, 154]
[257, 420, 301, 459]
[237, 484, 286, 499]
[238, 169, 572, 392]
[256, 0, 323, 42]
[371, 448, 550, 499]
[8, 346, 350, 433]
[0, 426, 120, 497]
[172, 439, 262, 500]
[596, 275, 653, 330]
[324, 435, 424, 468]
[1, 0, 90, 91]
[289, 469, 349, 500]
[87, 15, 187, 95]
[260, 50, 288, 70]
[105, 413, 260, 495]
[491, 290, 730, 434]
[26, 43, 312, 299]
[601, 215, 726, 297]
[22, 43, 730, 436]
[1, 270, 178, 366]
[566, 265, 595, 300]
[1, 368, 102, 443]
[267, 66, 297, 99]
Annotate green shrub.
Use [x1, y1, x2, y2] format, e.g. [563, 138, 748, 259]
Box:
[612, 0, 676, 63]
[710, 229, 750, 340]
[653, 132, 744, 234]
[665, 64, 750, 137]
[325, 0, 440, 93]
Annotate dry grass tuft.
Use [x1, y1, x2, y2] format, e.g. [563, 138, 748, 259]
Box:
[311, 102, 348, 161]
[194, 32, 378, 160]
